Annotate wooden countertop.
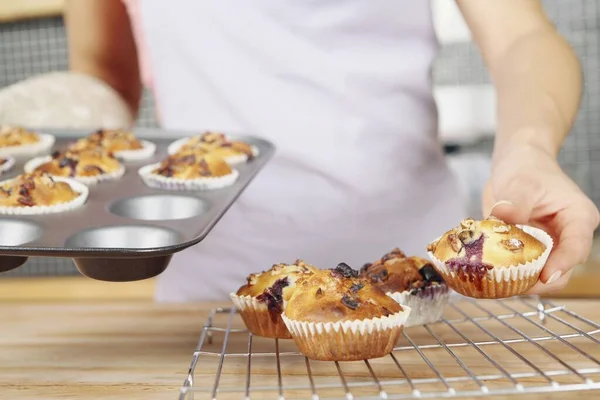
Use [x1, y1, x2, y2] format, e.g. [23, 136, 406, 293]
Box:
[0, 299, 598, 400]
[0, 0, 63, 22]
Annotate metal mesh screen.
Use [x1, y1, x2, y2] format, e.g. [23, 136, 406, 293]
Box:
[0, 0, 598, 277]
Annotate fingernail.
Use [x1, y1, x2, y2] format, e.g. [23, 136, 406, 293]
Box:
[490, 200, 513, 212]
[488, 200, 513, 217]
[545, 271, 562, 285]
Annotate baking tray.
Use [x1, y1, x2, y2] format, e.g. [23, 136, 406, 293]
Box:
[0, 128, 274, 282]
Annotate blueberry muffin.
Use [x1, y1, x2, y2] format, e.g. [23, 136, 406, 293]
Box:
[361, 248, 449, 326]
[282, 263, 411, 361]
[25, 148, 124, 185]
[0, 171, 88, 215]
[68, 129, 155, 161]
[427, 216, 552, 298]
[0, 126, 55, 159]
[230, 260, 319, 338]
[138, 152, 238, 191]
[168, 132, 258, 164]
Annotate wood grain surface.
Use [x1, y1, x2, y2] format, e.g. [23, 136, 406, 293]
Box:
[0, 0, 63, 22]
[0, 299, 598, 400]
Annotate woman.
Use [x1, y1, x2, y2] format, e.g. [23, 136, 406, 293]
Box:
[63, 0, 598, 302]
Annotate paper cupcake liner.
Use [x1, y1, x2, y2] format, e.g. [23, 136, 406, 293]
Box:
[114, 140, 157, 162]
[281, 306, 411, 361]
[167, 137, 259, 165]
[138, 162, 239, 191]
[221, 146, 260, 165]
[427, 225, 554, 299]
[0, 156, 16, 175]
[0, 176, 89, 215]
[230, 293, 292, 339]
[0, 133, 55, 160]
[387, 285, 450, 327]
[24, 156, 125, 186]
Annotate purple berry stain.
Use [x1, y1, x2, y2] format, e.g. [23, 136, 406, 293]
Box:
[256, 277, 289, 323]
[445, 233, 493, 291]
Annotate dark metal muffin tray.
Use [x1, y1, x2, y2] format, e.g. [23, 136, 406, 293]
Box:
[0, 128, 274, 281]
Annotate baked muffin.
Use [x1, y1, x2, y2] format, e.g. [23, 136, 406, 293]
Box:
[0, 125, 55, 159]
[0, 171, 89, 215]
[168, 131, 258, 165]
[426, 216, 553, 299]
[361, 248, 450, 327]
[230, 260, 319, 339]
[68, 129, 156, 161]
[24, 148, 125, 185]
[282, 263, 410, 361]
[138, 152, 239, 191]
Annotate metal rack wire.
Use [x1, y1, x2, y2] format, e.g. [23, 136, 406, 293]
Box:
[179, 296, 600, 399]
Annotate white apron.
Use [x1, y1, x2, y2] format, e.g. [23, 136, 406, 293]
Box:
[132, 0, 467, 302]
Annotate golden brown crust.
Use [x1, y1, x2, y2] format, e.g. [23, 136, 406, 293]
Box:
[0, 172, 79, 207]
[152, 153, 232, 179]
[361, 249, 445, 294]
[428, 216, 546, 268]
[69, 129, 143, 153]
[34, 149, 121, 178]
[176, 132, 254, 160]
[233, 260, 318, 339]
[0, 126, 39, 147]
[236, 260, 319, 300]
[284, 263, 402, 323]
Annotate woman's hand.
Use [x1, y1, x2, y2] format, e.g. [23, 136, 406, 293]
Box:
[482, 143, 599, 294]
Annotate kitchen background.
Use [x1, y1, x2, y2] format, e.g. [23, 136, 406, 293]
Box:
[0, 0, 597, 278]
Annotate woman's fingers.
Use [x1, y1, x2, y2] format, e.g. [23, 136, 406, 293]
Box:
[538, 199, 597, 284]
[527, 269, 573, 295]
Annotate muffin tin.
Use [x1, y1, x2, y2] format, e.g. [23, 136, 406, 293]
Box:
[0, 128, 274, 282]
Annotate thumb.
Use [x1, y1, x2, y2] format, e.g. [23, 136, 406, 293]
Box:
[486, 178, 539, 225]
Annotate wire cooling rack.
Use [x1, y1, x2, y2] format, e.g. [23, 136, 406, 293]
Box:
[179, 296, 600, 399]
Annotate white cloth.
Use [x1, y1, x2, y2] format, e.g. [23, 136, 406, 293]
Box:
[134, 0, 467, 301]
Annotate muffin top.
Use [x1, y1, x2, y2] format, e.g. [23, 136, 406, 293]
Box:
[284, 263, 403, 323]
[361, 248, 445, 294]
[153, 152, 232, 179]
[427, 216, 546, 270]
[178, 132, 254, 160]
[236, 260, 319, 321]
[0, 126, 39, 147]
[35, 149, 122, 177]
[69, 129, 143, 153]
[0, 172, 80, 207]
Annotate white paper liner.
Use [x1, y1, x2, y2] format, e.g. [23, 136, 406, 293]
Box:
[282, 306, 410, 361]
[167, 136, 259, 165]
[138, 162, 239, 191]
[0, 176, 89, 215]
[282, 306, 410, 337]
[0, 156, 16, 175]
[427, 225, 553, 294]
[113, 140, 157, 161]
[230, 293, 268, 312]
[0, 133, 55, 159]
[24, 156, 125, 186]
[387, 285, 450, 327]
[230, 293, 292, 338]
